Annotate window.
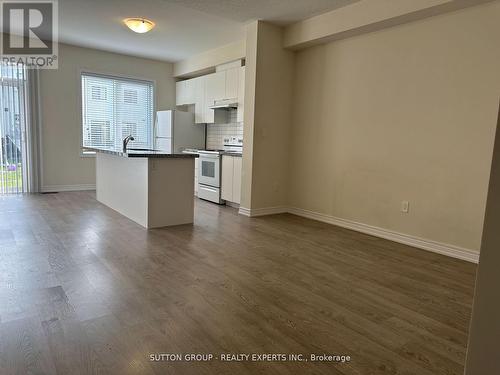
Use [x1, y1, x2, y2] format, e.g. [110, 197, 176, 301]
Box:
[81, 73, 154, 153]
[91, 86, 107, 100]
[123, 89, 138, 104]
[88, 120, 112, 148]
[121, 121, 137, 139]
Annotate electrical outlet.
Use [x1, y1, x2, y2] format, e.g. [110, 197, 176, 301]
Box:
[401, 201, 410, 213]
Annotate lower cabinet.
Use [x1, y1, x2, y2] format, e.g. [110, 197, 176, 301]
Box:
[221, 155, 242, 204]
[232, 156, 242, 204]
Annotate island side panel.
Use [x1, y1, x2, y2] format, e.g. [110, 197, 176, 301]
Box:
[147, 158, 195, 228]
[96, 153, 149, 227]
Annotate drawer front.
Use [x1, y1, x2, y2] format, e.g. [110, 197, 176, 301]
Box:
[198, 184, 222, 204]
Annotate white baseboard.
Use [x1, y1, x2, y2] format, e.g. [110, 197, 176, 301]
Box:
[40, 184, 96, 193]
[288, 207, 479, 264]
[238, 207, 251, 216]
[238, 206, 288, 217]
[237, 204, 479, 263]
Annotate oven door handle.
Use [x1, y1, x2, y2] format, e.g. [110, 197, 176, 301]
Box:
[200, 185, 218, 193]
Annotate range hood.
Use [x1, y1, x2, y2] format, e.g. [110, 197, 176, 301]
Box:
[209, 98, 238, 110]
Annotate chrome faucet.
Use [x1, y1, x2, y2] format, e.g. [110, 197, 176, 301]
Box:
[123, 135, 135, 153]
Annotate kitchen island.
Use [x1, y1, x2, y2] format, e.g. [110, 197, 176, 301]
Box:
[86, 147, 198, 228]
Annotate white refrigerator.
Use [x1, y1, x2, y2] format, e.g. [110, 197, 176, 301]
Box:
[154, 110, 205, 153]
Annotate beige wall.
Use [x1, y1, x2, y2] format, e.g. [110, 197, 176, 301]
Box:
[241, 21, 294, 210]
[240, 22, 258, 210]
[39, 43, 175, 191]
[288, 2, 500, 251]
[465, 104, 500, 374]
[284, 0, 494, 49]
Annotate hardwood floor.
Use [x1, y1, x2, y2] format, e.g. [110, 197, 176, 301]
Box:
[0, 191, 476, 375]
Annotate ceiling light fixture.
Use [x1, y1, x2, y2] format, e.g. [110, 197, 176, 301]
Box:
[123, 18, 155, 33]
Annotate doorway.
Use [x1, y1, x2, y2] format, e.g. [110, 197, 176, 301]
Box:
[0, 63, 29, 194]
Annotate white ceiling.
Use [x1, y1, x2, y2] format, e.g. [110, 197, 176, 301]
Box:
[165, 0, 360, 24]
[58, 0, 360, 62]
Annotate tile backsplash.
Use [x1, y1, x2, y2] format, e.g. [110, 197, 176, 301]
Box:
[206, 109, 243, 150]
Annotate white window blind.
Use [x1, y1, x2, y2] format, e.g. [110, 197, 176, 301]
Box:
[81, 73, 154, 151]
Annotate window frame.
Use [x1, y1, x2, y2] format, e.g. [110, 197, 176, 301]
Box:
[78, 69, 156, 157]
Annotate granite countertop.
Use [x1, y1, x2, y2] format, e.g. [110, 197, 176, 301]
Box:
[84, 147, 199, 158]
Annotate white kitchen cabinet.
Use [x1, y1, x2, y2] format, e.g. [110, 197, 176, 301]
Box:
[225, 67, 239, 100]
[221, 155, 242, 204]
[176, 79, 195, 105]
[176, 64, 245, 124]
[185, 79, 195, 104]
[176, 81, 186, 105]
[232, 156, 242, 204]
[237, 66, 245, 123]
[221, 156, 233, 201]
[204, 71, 226, 123]
[193, 76, 206, 124]
[176, 77, 205, 123]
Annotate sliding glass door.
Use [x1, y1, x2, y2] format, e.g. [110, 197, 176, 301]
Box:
[0, 63, 28, 194]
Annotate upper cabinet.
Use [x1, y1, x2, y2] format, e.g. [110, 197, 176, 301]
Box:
[175, 78, 195, 106]
[205, 66, 245, 123]
[176, 76, 205, 123]
[204, 71, 226, 124]
[225, 67, 239, 100]
[192, 76, 205, 124]
[175, 63, 245, 124]
[175, 81, 187, 105]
